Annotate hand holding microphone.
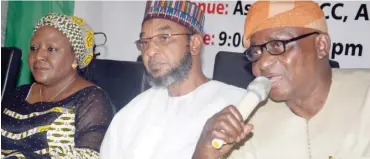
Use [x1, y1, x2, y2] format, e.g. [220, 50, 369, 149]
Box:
[193, 76, 271, 159]
[211, 76, 272, 149]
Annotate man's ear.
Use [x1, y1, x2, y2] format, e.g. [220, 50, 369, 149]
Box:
[189, 33, 203, 56]
[315, 33, 331, 59]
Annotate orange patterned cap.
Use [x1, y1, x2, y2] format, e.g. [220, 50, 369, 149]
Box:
[243, 0, 328, 48]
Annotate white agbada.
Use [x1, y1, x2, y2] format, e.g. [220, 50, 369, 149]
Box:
[227, 69, 370, 159]
[100, 80, 246, 159]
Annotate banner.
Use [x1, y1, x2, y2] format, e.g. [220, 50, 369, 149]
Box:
[71, 1, 370, 78]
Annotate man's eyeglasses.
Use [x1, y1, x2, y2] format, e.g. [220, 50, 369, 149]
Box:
[135, 33, 192, 51]
[244, 32, 320, 62]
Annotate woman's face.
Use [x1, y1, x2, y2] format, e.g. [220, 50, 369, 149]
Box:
[28, 26, 77, 85]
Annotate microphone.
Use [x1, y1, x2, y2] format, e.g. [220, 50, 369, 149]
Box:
[211, 76, 272, 149]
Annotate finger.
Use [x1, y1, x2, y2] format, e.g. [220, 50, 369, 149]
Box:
[216, 119, 240, 142]
[240, 124, 254, 139]
[224, 112, 243, 137]
[211, 129, 233, 144]
[227, 105, 243, 122]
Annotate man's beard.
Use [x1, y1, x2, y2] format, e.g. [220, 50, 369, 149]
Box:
[145, 51, 192, 88]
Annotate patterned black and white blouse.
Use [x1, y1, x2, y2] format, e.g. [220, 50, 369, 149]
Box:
[1, 84, 115, 159]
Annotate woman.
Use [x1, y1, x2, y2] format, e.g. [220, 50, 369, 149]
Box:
[1, 13, 115, 158]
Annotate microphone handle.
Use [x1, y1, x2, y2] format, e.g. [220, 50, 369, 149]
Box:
[238, 91, 261, 120]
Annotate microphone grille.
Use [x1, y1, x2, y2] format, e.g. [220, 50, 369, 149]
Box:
[247, 76, 272, 101]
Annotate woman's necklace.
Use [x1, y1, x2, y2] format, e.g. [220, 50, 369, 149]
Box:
[39, 77, 77, 102]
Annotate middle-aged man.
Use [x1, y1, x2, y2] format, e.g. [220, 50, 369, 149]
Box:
[193, 1, 370, 159]
[100, 1, 248, 159]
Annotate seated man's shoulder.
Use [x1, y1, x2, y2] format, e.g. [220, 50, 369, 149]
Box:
[113, 87, 164, 116]
[333, 68, 370, 82]
[332, 69, 370, 93]
[207, 81, 247, 106]
[211, 80, 247, 94]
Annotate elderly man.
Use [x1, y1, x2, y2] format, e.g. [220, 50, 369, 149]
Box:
[100, 1, 246, 159]
[193, 1, 370, 159]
